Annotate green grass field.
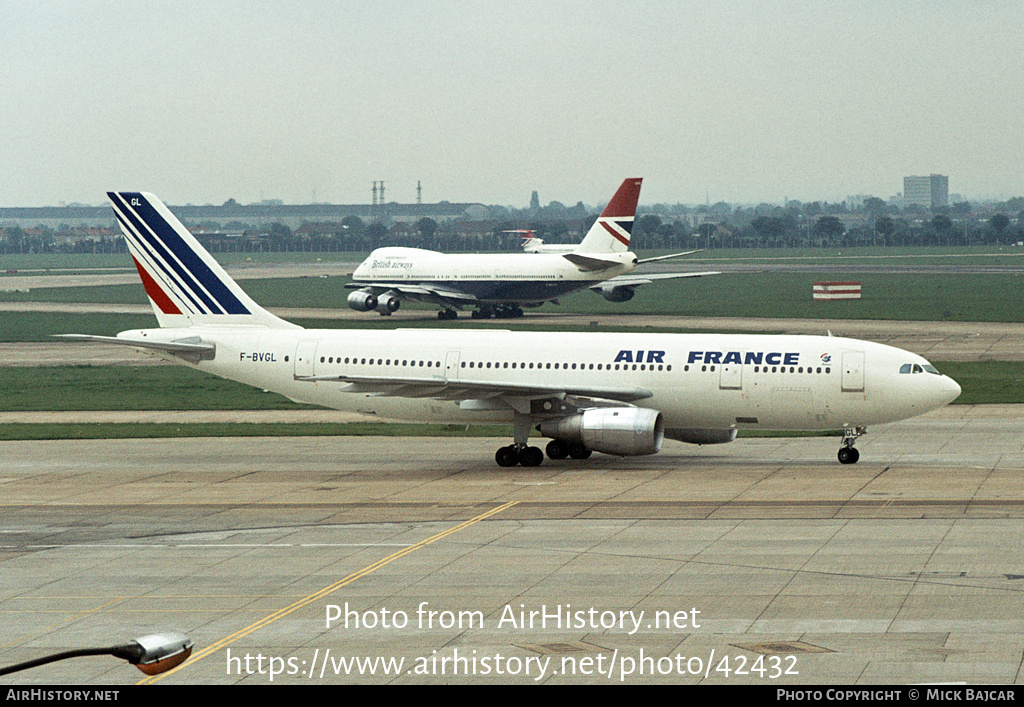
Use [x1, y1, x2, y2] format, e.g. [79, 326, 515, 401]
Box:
[4, 245, 1024, 324]
[3, 245, 1024, 271]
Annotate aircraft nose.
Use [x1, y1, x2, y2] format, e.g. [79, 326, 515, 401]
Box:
[941, 375, 962, 404]
[928, 374, 961, 408]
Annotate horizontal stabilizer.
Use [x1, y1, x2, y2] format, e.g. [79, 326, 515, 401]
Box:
[55, 334, 216, 363]
[562, 253, 621, 271]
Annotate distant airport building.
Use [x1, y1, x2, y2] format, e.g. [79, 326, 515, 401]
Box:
[903, 174, 949, 209]
[0, 200, 491, 230]
[845, 195, 871, 211]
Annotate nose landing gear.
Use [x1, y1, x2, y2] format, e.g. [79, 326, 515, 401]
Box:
[838, 427, 865, 464]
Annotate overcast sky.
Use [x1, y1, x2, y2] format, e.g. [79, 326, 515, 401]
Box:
[3, 1, 1022, 208]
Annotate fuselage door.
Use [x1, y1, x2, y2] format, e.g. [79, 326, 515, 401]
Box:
[719, 354, 743, 390]
[445, 350, 461, 381]
[842, 351, 865, 392]
[294, 340, 318, 378]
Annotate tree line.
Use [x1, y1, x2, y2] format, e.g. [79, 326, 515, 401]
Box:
[2, 198, 1023, 254]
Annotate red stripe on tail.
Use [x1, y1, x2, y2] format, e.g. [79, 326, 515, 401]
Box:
[601, 220, 630, 246]
[132, 255, 182, 314]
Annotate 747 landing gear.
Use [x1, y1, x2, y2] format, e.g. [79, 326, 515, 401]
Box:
[838, 426, 866, 464]
[471, 304, 524, 320]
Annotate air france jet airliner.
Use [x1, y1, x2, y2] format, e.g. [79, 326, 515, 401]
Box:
[346, 178, 718, 320]
[63, 192, 961, 468]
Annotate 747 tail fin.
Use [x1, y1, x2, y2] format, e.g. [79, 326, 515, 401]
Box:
[107, 192, 299, 329]
[574, 178, 642, 254]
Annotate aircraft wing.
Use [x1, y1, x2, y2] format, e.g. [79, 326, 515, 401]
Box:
[345, 281, 480, 313]
[345, 282, 478, 301]
[294, 372, 652, 413]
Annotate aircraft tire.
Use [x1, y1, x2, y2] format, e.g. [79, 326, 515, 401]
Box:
[545, 439, 569, 460]
[518, 446, 544, 467]
[568, 443, 592, 460]
[837, 447, 860, 464]
[495, 446, 519, 467]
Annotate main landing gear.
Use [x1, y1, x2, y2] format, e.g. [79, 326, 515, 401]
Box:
[543, 439, 592, 461]
[838, 426, 866, 464]
[470, 304, 524, 320]
[494, 441, 593, 467]
[494, 411, 592, 467]
[439, 305, 525, 321]
[496, 444, 543, 467]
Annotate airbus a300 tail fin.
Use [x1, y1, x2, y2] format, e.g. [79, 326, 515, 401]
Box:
[107, 192, 299, 329]
[574, 178, 642, 254]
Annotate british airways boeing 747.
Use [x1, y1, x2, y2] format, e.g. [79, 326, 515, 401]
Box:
[345, 178, 717, 319]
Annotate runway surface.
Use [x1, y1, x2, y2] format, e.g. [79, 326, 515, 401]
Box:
[1, 405, 1023, 685]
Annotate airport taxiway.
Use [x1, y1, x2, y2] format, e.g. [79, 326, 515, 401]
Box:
[1, 405, 1023, 685]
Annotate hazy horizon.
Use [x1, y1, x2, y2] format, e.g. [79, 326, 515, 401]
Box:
[4, 1, 1022, 208]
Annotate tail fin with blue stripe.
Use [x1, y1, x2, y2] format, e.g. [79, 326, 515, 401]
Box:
[575, 178, 641, 254]
[108, 192, 299, 329]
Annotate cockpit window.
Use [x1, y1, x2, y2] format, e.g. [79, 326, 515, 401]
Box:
[901, 362, 942, 375]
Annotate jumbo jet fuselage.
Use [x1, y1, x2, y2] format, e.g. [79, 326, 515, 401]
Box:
[351, 247, 636, 304]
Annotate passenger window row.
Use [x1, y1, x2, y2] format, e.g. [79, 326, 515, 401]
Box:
[314, 356, 832, 376]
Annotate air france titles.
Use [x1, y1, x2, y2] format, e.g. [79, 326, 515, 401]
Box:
[688, 351, 799, 366]
[611, 350, 804, 366]
[614, 350, 666, 364]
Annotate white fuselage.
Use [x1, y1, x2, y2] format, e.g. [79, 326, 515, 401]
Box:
[351, 247, 636, 304]
[119, 327, 961, 435]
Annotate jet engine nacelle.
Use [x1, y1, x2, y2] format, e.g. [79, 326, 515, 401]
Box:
[664, 428, 738, 445]
[347, 290, 378, 312]
[375, 292, 401, 314]
[593, 285, 636, 303]
[539, 407, 664, 456]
